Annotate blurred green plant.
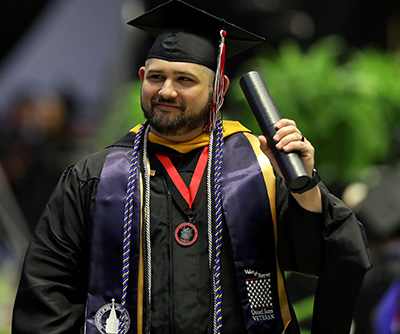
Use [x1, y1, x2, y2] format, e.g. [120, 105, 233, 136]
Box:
[96, 81, 145, 149]
[0, 267, 18, 333]
[227, 35, 400, 185]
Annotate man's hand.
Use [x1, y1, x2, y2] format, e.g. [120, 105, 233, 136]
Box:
[258, 118, 322, 212]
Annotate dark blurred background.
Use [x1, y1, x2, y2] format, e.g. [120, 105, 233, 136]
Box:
[1, 0, 400, 332]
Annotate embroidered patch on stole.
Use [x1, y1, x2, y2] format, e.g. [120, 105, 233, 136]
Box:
[94, 299, 131, 334]
[244, 270, 275, 321]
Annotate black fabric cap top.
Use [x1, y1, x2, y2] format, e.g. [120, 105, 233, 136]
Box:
[128, 0, 265, 70]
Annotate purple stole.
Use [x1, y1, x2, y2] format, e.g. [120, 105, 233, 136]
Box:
[85, 132, 289, 333]
[221, 133, 287, 333]
[85, 147, 141, 333]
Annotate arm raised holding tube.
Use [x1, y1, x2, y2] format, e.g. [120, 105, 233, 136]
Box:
[240, 71, 322, 212]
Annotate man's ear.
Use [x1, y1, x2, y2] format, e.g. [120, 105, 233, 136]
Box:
[138, 66, 146, 82]
[223, 75, 230, 95]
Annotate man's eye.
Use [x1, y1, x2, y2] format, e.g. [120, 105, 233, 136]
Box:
[149, 75, 164, 80]
[179, 77, 193, 82]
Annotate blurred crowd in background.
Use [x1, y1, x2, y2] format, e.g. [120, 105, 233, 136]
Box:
[1, 0, 400, 332]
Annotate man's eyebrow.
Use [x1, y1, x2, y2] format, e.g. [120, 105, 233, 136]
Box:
[173, 70, 197, 77]
[147, 68, 200, 79]
[145, 68, 163, 76]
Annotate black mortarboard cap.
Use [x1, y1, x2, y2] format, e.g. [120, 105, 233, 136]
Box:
[128, 0, 265, 70]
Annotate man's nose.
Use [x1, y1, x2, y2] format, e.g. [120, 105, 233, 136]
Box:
[158, 80, 178, 99]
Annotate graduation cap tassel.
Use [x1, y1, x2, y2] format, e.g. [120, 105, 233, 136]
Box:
[205, 30, 227, 132]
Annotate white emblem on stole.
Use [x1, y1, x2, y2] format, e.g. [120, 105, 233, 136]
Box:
[94, 298, 131, 334]
[244, 269, 275, 321]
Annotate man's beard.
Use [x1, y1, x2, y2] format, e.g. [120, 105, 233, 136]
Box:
[142, 93, 213, 137]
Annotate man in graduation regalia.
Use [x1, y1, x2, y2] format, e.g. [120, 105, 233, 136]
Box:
[12, 1, 371, 333]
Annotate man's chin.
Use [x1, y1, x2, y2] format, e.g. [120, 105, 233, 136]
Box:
[148, 120, 186, 136]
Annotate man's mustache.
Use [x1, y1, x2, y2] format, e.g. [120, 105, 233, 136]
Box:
[151, 97, 185, 109]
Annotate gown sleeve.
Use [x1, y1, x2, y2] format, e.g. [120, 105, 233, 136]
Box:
[276, 175, 372, 334]
[12, 155, 103, 334]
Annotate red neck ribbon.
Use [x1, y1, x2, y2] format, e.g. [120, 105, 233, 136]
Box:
[155, 146, 209, 209]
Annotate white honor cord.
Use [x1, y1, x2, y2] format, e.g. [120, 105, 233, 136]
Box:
[142, 125, 152, 333]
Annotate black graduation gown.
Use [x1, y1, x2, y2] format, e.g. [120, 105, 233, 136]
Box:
[12, 131, 371, 334]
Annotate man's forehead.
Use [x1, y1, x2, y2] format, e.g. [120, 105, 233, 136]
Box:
[145, 58, 213, 75]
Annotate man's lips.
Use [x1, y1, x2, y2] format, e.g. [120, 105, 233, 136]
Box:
[153, 102, 184, 112]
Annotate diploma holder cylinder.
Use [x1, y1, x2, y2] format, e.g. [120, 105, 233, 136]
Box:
[239, 71, 311, 193]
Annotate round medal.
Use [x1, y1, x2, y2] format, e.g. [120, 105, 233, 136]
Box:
[175, 222, 198, 246]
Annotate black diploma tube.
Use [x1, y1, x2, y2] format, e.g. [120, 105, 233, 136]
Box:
[239, 71, 311, 193]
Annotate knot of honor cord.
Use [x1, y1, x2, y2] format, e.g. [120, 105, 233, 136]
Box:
[205, 30, 227, 132]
